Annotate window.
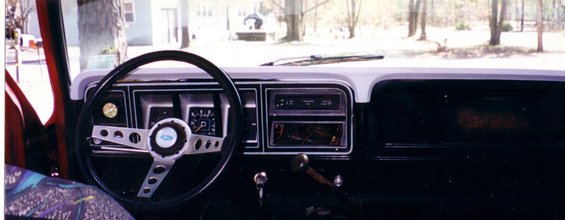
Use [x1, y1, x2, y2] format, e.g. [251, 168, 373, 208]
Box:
[207, 6, 212, 17]
[196, 5, 213, 17]
[239, 8, 246, 17]
[5, 0, 53, 123]
[124, 1, 135, 23]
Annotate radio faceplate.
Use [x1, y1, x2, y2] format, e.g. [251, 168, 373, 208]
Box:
[274, 94, 341, 111]
[265, 87, 351, 154]
[268, 88, 347, 116]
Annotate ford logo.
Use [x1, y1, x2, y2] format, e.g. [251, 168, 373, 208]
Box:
[160, 135, 174, 141]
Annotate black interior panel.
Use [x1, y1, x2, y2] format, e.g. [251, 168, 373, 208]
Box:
[369, 80, 565, 159]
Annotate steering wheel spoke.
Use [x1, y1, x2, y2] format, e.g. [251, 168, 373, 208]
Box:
[185, 135, 225, 155]
[92, 125, 149, 150]
[137, 159, 175, 198]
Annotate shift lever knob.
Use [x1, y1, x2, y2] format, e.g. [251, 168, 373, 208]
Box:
[291, 153, 335, 188]
[291, 153, 310, 172]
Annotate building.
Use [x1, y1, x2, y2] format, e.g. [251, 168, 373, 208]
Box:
[19, 0, 261, 46]
[66, 0, 258, 46]
[186, 0, 258, 41]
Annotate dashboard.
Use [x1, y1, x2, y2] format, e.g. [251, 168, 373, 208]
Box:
[71, 67, 565, 218]
[73, 67, 565, 158]
[84, 79, 353, 156]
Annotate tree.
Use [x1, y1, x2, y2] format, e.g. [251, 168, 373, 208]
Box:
[407, 0, 422, 37]
[344, 0, 363, 38]
[408, 0, 415, 36]
[537, 0, 544, 52]
[284, 0, 304, 41]
[6, 0, 35, 38]
[271, 0, 329, 41]
[179, 0, 190, 48]
[489, 0, 508, 45]
[520, 0, 525, 32]
[77, 0, 128, 71]
[419, 0, 428, 40]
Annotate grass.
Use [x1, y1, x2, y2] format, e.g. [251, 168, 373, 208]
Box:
[433, 44, 538, 59]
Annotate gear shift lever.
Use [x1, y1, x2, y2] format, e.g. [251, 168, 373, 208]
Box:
[291, 153, 359, 217]
[291, 153, 336, 189]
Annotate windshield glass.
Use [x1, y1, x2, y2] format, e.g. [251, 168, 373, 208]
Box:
[60, 0, 565, 79]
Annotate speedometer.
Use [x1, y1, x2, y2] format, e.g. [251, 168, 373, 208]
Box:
[188, 107, 217, 136]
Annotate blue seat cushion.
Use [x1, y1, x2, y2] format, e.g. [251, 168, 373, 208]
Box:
[5, 165, 134, 219]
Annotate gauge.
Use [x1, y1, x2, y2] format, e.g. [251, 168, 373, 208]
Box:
[189, 107, 216, 136]
[102, 102, 119, 119]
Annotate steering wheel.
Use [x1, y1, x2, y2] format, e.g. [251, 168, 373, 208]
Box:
[75, 51, 243, 210]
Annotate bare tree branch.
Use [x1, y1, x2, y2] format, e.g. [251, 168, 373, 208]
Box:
[354, 0, 363, 25]
[344, 0, 362, 38]
[5, 0, 36, 34]
[303, 0, 329, 14]
[270, 0, 284, 10]
[346, 0, 352, 24]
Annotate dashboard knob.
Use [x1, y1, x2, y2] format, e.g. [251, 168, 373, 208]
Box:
[253, 171, 268, 186]
[334, 175, 343, 188]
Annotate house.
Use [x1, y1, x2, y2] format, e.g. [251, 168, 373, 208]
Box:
[124, 0, 180, 46]
[57, 0, 176, 46]
[75, 0, 257, 46]
[186, 0, 258, 41]
[18, 0, 259, 46]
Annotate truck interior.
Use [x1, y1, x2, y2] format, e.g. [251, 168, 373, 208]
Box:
[5, 0, 565, 219]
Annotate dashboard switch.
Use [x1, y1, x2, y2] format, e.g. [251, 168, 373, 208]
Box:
[334, 175, 343, 188]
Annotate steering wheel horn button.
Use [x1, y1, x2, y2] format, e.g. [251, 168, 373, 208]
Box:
[147, 119, 190, 159]
[155, 127, 177, 148]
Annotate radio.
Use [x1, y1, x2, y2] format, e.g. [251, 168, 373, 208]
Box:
[274, 94, 341, 111]
[265, 87, 351, 154]
[268, 88, 347, 116]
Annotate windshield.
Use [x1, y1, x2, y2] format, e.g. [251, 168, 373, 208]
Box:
[58, 0, 565, 79]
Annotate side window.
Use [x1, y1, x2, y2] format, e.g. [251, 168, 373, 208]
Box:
[124, 1, 135, 23]
[5, 0, 53, 124]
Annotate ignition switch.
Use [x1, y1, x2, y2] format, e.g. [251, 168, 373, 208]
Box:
[253, 171, 268, 205]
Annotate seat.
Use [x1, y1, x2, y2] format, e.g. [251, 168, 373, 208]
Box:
[5, 165, 134, 219]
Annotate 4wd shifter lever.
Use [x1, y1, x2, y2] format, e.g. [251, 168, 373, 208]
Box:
[291, 153, 336, 189]
[291, 153, 359, 218]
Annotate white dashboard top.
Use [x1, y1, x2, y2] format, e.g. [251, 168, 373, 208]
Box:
[70, 67, 565, 102]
